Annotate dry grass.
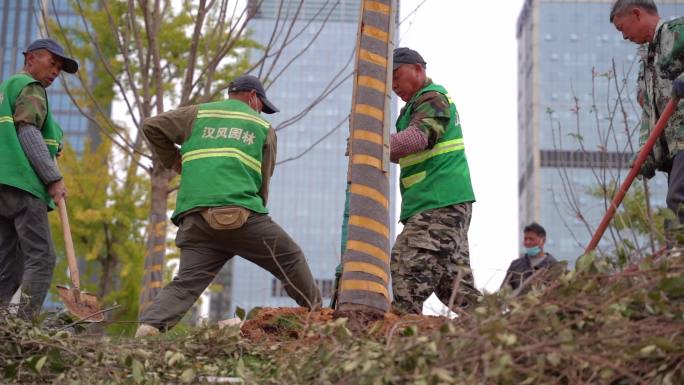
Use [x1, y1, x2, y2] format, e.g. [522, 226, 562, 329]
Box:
[2, 249, 683, 384]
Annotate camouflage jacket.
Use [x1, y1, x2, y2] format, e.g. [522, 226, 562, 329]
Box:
[13, 71, 49, 129]
[639, 17, 684, 169]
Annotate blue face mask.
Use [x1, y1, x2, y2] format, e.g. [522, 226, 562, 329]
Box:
[525, 246, 542, 257]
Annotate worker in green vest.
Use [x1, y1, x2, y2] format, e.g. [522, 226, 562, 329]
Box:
[136, 75, 322, 336]
[0, 38, 78, 318]
[390, 48, 481, 314]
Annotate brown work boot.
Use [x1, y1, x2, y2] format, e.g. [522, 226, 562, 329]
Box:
[135, 323, 160, 337]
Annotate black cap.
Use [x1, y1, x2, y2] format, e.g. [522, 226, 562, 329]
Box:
[393, 47, 426, 71]
[228, 75, 279, 114]
[23, 38, 78, 74]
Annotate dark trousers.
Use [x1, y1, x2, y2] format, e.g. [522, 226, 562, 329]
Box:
[667, 150, 684, 226]
[0, 185, 56, 317]
[139, 212, 322, 330]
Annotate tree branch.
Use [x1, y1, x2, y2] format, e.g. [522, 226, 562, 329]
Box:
[276, 115, 348, 165]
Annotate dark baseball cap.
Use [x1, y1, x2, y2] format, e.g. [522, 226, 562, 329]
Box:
[228, 75, 279, 114]
[23, 38, 78, 74]
[393, 47, 427, 71]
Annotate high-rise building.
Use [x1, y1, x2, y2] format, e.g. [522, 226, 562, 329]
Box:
[222, 0, 398, 315]
[517, 0, 684, 263]
[0, 0, 97, 152]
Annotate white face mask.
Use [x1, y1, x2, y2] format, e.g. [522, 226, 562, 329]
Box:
[524, 245, 542, 257]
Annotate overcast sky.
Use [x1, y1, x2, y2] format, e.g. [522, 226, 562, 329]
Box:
[398, 0, 526, 296]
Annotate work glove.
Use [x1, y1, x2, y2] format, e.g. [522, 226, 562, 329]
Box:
[630, 152, 656, 180]
[672, 78, 684, 99]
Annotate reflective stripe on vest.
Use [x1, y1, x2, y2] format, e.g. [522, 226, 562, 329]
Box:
[401, 171, 426, 189]
[182, 147, 262, 174]
[44, 138, 59, 151]
[398, 138, 465, 168]
[196, 110, 269, 130]
[1, 116, 60, 150]
[1, 116, 59, 153]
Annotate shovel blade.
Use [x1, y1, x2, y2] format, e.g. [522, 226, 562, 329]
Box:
[56, 285, 104, 322]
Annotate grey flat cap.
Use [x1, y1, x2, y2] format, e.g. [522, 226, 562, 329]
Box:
[393, 47, 426, 71]
[23, 38, 78, 74]
[228, 75, 279, 114]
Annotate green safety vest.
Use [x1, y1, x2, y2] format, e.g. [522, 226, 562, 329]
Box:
[0, 73, 63, 208]
[172, 99, 270, 224]
[396, 82, 475, 221]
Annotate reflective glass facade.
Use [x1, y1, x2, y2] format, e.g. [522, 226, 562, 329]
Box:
[518, 0, 684, 263]
[228, 0, 398, 314]
[0, 0, 95, 152]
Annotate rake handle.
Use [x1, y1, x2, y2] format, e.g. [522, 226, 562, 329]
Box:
[57, 197, 80, 290]
[585, 98, 679, 254]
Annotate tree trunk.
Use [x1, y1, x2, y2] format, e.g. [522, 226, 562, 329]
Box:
[99, 223, 116, 298]
[335, 0, 396, 328]
[139, 162, 174, 313]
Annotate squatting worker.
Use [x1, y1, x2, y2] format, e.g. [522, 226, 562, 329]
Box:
[136, 75, 321, 336]
[501, 223, 559, 292]
[611, 0, 684, 238]
[390, 47, 481, 314]
[0, 38, 77, 318]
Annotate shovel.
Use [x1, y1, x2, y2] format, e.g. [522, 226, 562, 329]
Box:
[55, 197, 104, 322]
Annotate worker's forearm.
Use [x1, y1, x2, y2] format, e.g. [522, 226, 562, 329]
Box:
[17, 124, 62, 185]
[390, 125, 428, 163]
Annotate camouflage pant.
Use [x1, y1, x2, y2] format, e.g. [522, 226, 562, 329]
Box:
[391, 203, 480, 314]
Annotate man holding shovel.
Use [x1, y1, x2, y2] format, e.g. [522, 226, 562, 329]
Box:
[0, 38, 78, 318]
[136, 75, 321, 336]
[611, 1, 684, 239]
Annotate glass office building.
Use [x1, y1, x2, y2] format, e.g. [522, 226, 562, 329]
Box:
[517, 0, 684, 263]
[0, 0, 96, 152]
[222, 0, 398, 315]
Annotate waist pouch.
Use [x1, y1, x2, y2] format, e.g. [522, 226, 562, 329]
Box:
[201, 206, 250, 230]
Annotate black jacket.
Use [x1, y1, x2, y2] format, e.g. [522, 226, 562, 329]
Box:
[501, 253, 558, 291]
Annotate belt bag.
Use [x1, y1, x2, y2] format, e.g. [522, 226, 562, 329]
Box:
[201, 206, 249, 230]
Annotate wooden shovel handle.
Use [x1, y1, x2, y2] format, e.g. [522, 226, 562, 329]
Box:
[57, 198, 80, 290]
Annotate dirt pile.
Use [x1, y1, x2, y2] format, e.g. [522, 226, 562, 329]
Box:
[240, 307, 445, 342]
